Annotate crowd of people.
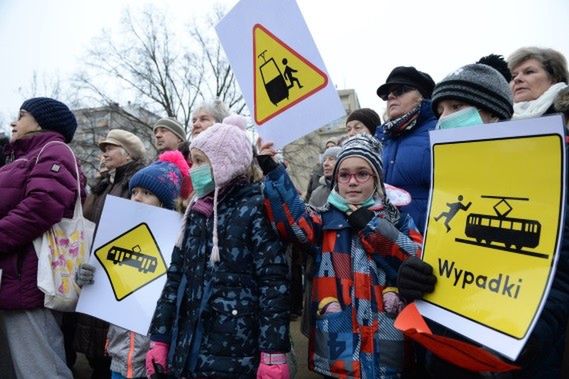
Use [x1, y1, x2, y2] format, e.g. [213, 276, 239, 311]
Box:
[0, 46, 568, 379]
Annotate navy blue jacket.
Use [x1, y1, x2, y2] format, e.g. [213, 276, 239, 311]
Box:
[375, 100, 437, 233]
[149, 182, 290, 378]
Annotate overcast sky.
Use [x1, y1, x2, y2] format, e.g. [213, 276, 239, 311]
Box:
[1, 0, 568, 134]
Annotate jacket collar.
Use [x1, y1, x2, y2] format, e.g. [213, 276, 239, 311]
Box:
[6, 131, 65, 160]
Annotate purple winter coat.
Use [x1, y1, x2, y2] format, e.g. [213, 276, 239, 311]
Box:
[0, 131, 85, 309]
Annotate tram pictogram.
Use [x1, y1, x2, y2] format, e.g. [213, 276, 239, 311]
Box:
[455, 195, 545, 259]
[107, 245, 158, 274]
[258, 49, 289, 106]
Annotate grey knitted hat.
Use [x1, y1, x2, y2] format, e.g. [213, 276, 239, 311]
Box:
[153, 117, 186, 142]
[431, 64, 513, 120]
[321, 146, 342, 163]
[331, 134, 383, 189]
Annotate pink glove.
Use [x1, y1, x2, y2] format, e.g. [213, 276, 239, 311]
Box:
[257, 353, 290, 379]
[145, 341, 169, 377]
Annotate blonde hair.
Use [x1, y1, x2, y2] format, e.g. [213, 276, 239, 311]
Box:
[508, 47, 569, 84]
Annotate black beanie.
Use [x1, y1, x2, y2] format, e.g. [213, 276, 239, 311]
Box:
[20, 97, 77, 143]
[346, 108, 381, 135]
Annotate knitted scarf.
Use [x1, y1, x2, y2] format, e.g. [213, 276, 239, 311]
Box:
[513, 82, 568, 119]
[327, 188, 400, 225]
[382, 103, 421, 137]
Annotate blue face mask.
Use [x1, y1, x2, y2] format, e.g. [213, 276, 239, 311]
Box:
[190, 164, 215, 198]
[436, 106, 484, 129]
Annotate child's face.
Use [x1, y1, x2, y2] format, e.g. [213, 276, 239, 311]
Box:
[190, 148, 210, 167]
[336, 157, 380, 204]
[131, 187, 162, 207]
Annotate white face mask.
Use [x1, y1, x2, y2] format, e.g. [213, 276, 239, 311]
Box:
[436, 106, 484, 129]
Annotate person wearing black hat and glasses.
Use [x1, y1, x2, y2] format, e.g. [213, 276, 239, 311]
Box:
[375, 66, 437, 234]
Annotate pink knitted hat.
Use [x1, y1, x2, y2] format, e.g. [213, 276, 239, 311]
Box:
[189, 114, 253, 263]
[189, 114, 253, 188]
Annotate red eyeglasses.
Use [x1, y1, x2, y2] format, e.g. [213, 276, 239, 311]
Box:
[336, 170, 375, 184]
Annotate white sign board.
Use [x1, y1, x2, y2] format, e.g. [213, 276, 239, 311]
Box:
[76, 196, 182, 335]
[216, 0, 345, 148]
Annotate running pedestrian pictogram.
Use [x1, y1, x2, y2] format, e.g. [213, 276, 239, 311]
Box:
[95, 223, 167, 301]
[253, 23, 328, 124]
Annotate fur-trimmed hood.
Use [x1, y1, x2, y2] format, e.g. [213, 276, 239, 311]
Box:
[554, 86, 569, 114]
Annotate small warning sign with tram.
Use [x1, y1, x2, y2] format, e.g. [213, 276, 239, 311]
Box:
[95, 222, 167, 301]
[418, 115, 566, 360]
[216, 0, 345, 147]
[253, 24, 328, 124]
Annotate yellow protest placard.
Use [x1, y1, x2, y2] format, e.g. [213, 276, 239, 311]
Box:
[420, 115, 565, 359]
[95, 222, 167, 301]
[253, 23, 328, 124]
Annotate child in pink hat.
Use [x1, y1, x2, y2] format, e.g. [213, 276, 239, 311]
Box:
[145, 115, 290, 378]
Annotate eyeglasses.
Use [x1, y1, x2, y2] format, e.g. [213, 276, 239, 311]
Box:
[336, 170, 375, 184]
[379, 84, 415, 101]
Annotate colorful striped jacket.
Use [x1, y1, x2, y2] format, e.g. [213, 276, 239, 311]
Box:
[263, 165, 423, 379]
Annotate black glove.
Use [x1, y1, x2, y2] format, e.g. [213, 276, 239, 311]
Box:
[256, 154, 279, 175]
[397, 256, 437, 301]
[347, 207, 374, 231]
[515, 332, 542, 369]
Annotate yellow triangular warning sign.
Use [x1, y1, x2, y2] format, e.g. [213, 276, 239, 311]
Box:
[95, 223, 167, 301]
[253, 23, 328, 125]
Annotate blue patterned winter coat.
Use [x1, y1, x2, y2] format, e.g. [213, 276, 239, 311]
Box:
[148, 181, 290, 378]
[374, 100, 437, 233]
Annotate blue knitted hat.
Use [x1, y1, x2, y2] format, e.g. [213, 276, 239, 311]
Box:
[129, 151, 190, 209]
[20, 97, 77, 143]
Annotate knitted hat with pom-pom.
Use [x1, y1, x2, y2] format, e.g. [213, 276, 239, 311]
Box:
[190, 114, 253, 188]
[431, 57, 513, 120]
[129, 150, 191, 209]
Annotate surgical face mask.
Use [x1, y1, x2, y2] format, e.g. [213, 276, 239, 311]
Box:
[190, 164, 215, 197]
[436, 106, 484, 129]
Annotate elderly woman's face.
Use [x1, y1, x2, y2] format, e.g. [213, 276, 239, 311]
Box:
[10, 110, 41, 142]
[345, 120, 371, 137]
[510, 58, 554, 102]
[386, 87, 423, 120]
[101, 144, 131, 170]
[191, 110, 216, 137]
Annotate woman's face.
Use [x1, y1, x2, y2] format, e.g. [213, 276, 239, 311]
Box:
[386, 87, 423, 120]
[345, 120, 371, 137]
[191, 110, 216, 137]
[510, 58, 554, 102]
[322, 156, 337, 178]
[102, 144, 131, 170]
[336, 157, 379, 204]
[130, 187, 162, 207]
[10, 110, 41, 142]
